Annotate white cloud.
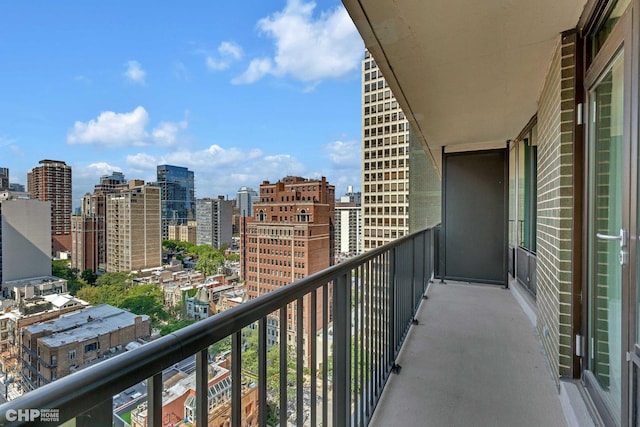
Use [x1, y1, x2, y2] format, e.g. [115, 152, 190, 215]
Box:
[122, 145, 310, 198]
[67, 107, 188, 147]
[126, 153, 158, 170]
[71, 162, 124, 204]
[219, 41, 243, 60]
[75, 162, 123, 179]
[324, 139, 360, 168]
[123, 60, 146, 85]
[232, 58, 273, 84]
[234, 0, 363, 85]
[152, 120, 188, 147]
[68, 106, 150, 146]
[206, 41, 244, 71]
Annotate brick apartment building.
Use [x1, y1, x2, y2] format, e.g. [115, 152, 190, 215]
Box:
[71, 172, 126, 273]
[241, 176, 334, 366]
[21, 304, 151, 391]
[28, 160, 72, 254]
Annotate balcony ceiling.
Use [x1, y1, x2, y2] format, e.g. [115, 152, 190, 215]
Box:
[343, 0, 587, 174]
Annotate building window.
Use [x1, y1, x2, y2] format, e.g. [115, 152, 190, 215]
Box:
[518, 137, 537, 252]
[84, 342, 98, 354]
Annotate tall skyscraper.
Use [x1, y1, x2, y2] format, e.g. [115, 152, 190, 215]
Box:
[156, 165, 195, 241]
[335, 186, 362, 258]
[106, 181, 161, 272]
[241, 176, 335, 366]
[361, 49, 410, 251]
[71, 172, 126, 273]
[196, 197, 232, 249]
[236, 186, 259, 217]
[28, 159, 73, 254]
[235, 187, 259, 235]
[0, 168, 8, 191]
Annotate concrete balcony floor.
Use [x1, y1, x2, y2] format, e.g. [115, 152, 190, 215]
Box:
[370, 280, 582, 427]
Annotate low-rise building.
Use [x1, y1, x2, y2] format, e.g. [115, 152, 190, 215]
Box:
[0, 294, 88, 389]
[184, 287, 211, 320]
[130, 362, 258, 427]
[1, 276, 68, 304]
[21, 304, 151, 391]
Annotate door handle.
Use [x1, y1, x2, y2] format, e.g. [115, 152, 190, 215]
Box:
[596, 228, 627, 247]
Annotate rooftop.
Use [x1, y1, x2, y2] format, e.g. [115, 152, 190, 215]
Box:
[26, 304, 149, 347]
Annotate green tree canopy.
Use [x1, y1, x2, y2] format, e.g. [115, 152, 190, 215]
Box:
[196, 251, 225, 276]
[52, 260, 86, 296]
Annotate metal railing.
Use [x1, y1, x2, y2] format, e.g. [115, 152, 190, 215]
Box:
[0, 226, 437, 426]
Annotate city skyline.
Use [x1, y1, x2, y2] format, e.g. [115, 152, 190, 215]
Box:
[0, 0, 364, 208]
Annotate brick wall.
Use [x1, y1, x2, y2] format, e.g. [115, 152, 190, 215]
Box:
[535, 32, 578, 384]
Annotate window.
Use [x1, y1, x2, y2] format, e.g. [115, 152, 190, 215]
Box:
[84, 342, 98, 353]
[517, 136, 537, 252]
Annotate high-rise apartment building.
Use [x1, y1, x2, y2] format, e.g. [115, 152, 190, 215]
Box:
[28, 160, 73, 254]
[106, 181, 161, 272]
[335, 186, 362, 258]
[361, 50, 410, 250]
[0, 168, 8, 191]
[235, 186, 259, 235]
[196, 197, 232, 249]
[241, 176, 335, 366]
[236, 186, 259, 217]
[71, 172, 126, 273]
[0, 192, 52, 283]
[168, 220, 197, 244]
[156, 165, 195, 241]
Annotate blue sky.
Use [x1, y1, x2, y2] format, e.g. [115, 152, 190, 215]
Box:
[0, 0, 364, 208]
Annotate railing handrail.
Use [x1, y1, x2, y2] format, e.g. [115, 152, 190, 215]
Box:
[0, 227, 436, 423]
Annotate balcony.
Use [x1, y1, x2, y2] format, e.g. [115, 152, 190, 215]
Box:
[0, 226, 590, 426]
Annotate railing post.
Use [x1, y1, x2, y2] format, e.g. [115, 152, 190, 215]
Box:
[196, 348, 208, 426]
[310, 290, 318, 427]
[411, 236, 417, 314]
[232, 331, 242, 426]
[389, 246, 397, 358]
[296, 297, 304, 426]
[333, 272, 351, 426]
[258, 318, 268, 427]
[147, 373, 162, 427]
[279, 306, 288, 427]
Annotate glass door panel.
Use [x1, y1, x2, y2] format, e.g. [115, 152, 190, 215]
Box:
[587, 50, 625, 422]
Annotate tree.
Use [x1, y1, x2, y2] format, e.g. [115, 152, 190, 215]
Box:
[80, 269, 97, 285]
[160, 319, 196, 336]
[96, 271, 133, 287]
[196, 251, 225, 276]
[162, 240, 179, 252]
[52, 260, 86, 296]
[209, 336, 232, 356]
